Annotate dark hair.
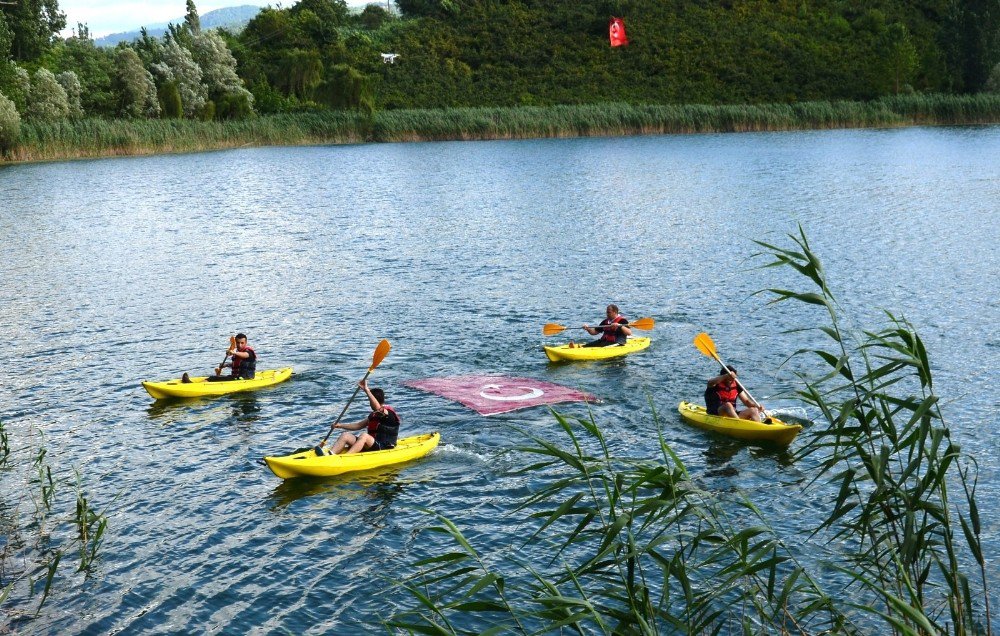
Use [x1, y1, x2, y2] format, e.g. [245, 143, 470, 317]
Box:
[721, 365, 737, 375]
[371, 388, 385, 403]
[235, 333, 247, 341]
[607, 304, 619, 313]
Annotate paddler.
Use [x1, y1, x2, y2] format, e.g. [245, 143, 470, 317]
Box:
[324, 379, 400, 454]
[580, 304, 632, 347]
[183, 332, 257, 383]
[705, 365, 765, 421]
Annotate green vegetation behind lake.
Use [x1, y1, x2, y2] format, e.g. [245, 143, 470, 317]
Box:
[6, 94, 1000, 163]
[3, 0, 1000, 160]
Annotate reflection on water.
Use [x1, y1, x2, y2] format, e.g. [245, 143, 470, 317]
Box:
[702, 430, 796, 477]
[267, 466, 413, 512]
[230, 394, 261, 421]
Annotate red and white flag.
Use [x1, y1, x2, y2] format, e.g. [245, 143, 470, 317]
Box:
[609, 17, 629, 47]
[405, 375, 597, 416]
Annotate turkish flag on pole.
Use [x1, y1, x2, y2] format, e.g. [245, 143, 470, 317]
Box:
[609, 17, 629, 47]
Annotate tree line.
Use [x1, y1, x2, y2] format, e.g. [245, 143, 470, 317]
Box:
[2, 0, 1000, 153]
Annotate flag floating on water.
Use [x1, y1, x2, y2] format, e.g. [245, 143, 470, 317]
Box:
[609, 17, 629, 47]
[405, 375, 597, 416]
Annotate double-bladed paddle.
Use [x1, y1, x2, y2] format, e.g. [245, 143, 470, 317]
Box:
[543, 316, 655, 336]
[215, 336, 236, 375]
[693, 331, 770, 419]
[318, 339, 392, 447]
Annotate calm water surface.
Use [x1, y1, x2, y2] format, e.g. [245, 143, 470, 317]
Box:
[1, 126, 998, 632]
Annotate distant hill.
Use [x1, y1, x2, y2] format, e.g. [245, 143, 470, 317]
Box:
[95, 5, 263, 47]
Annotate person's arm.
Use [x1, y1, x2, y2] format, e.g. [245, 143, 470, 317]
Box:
[582, 324, 598, 336]
[738, 390, 762, 410]
[707, 373, 731, 388]
[619, 322, 632, 337]
[360, 379, 383, 412]
[231, 349, 249, 360]
[333, 417, 367, 432]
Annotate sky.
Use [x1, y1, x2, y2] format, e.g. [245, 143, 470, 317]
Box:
[58, 0, 376, 38]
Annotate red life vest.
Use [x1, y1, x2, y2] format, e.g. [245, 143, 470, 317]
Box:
[367, 405, 399, 436]
[601, 315, 627, 343]
[714, 381, 739, 404]
[231, 346, 256, 379]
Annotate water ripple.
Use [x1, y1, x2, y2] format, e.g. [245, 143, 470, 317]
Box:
[2, 126, 998, 631]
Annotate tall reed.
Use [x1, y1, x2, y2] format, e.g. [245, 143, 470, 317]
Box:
[756, 226, 991, 634]
[386, 227, 991, 634]
[0, 422, 110, 623]
[3, 94, 999, 164]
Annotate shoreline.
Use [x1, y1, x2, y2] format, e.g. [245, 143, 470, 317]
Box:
[3, 94, 999, 165]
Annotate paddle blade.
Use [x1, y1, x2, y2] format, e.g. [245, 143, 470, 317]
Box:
[542, 323, 568, 336]
[369, 339, 391, 371]
[229, 336, 236, 348]
[629, 317, 655, 331]
[693, 332, 719, 360]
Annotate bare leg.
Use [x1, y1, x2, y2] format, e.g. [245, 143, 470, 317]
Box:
[718, 403, 739, 418]
[329, 432, 358, 454]
[739, 407, 763, 422]
[345, 433, 375, 454]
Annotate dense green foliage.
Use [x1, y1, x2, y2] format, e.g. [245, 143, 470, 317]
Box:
[0, 0, 999, 158]
[0, 90, 19, 150]
[335, 0, 1000, 108]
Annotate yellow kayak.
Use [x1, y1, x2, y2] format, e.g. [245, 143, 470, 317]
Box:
[677, 402, 802, 446]
[142, 368, 293, 399]
[263, 432, 440, 479]
[544, 337, 651, 362]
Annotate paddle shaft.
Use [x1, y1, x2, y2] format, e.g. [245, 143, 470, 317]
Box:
[709, 350, 765, 412]
[216, 337, 236, 374]
[545, 317, 653, 336]
[320, 368, 375, 445]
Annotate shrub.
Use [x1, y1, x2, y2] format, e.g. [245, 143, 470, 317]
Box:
[56, 71, 84, 119]
[986, 63, 1000, 93]
[189, 30, 253, 117]
[26, 68, 69, 122]
[0, 90, 20, 152]
[113, 48, 160, 118]
[0, 63, 31, 112]
[157, 80, 183, 119]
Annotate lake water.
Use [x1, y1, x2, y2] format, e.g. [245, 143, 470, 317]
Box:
[1, 126, 998, 632]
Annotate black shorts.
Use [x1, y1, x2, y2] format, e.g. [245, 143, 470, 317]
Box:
[366, 440, 396, 452]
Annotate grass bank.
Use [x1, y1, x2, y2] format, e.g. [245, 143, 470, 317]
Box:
[4, 93, 1000, 163]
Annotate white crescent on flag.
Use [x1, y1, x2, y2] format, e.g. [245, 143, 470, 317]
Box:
[478, 384, 546, 402]
[406, 375, 597, 416]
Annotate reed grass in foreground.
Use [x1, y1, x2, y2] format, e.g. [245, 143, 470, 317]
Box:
[384, 228, 991, 635]
[0, 421, 110, 626]
[3, 93, 999, 163]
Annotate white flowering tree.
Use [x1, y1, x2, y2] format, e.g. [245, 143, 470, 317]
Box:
[0, 63, 31, 112]
[56, 70, 83, 118]
[113, 48, 160, 118]
[26, 68, 69, 122]
[190, 30, 253, 117]
[0, 90, 20, 152]
[155, 38, 206, 118]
